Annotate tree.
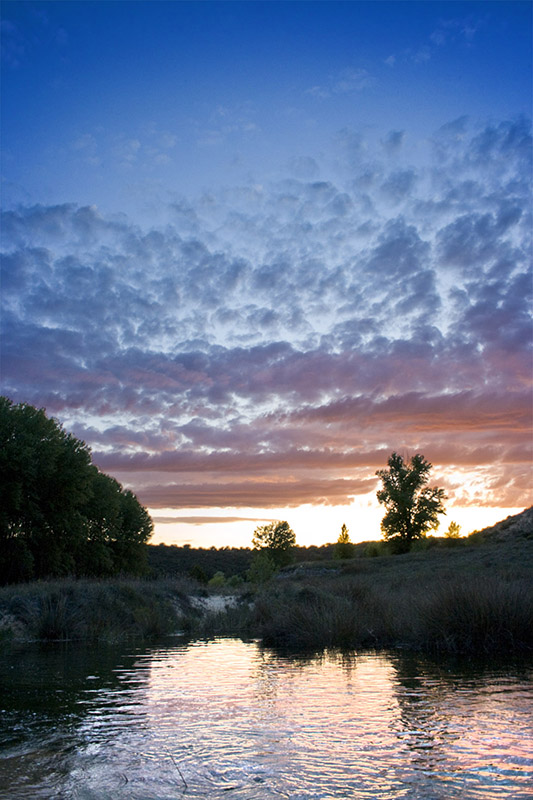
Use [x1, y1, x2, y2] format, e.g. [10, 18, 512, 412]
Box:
[334, 523, 355, 559]
[445, 521, 461, 538]
[0, 397, 93, 580]
[252, 520, 296, 567]
[0, 397, 153, 583]
[376, 452, 446, 553]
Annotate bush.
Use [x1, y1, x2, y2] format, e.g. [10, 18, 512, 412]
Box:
[226, 574, 244, 588]
[247, 551, 277, 584]
[208, 571, 226, 588]
[364, 541, 385, 558]
[189, 564, 209, 584]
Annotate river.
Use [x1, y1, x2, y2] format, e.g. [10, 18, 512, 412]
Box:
[0, 637, 531, 799]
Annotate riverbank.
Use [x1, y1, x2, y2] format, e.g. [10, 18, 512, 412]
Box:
[254, 542, 533, 654]
[1, 537, 532, 655]
[0, 576, 201, 643]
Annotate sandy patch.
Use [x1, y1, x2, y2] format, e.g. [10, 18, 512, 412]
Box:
[189, 595, 239, 613]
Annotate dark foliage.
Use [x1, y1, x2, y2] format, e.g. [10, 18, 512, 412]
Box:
[252, 520, 296, 566]
[147, 542, 337, 580]
[0, 397, 153, 583]
[148, 544, 255, 579]
[376, 452, 447, 552]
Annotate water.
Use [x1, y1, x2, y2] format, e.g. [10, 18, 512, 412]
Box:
[0, 638, 531, 799]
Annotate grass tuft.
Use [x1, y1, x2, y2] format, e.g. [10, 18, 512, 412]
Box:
[418, 577, 533, 654]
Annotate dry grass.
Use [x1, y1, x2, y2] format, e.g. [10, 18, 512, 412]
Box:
[1, 538, 531, 655]
[251, 539, 533, 654]
[249, 573, 533, 654]
[0, 577, 199, 642]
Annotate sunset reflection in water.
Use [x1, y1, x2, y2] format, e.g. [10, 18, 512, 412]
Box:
[1, 638, 531, 799]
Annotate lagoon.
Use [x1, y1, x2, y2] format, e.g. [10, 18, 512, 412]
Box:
[0, 638, 532, 799]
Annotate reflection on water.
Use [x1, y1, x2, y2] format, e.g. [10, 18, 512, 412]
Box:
[0, 638, 531, 799]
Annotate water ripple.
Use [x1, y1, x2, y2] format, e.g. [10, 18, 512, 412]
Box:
[0, 640, 531, 799]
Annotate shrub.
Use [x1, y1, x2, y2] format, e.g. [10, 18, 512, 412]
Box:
[208, 571, 226, 588]
[226, 574, 244, 588]
[247, 551, 277, 584]
[189, 564, 208, 584]
[0, 578, 189, 642]
[363, 541, 386, 558]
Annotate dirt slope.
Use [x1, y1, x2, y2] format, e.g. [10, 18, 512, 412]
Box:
[471, 506, 533, 542]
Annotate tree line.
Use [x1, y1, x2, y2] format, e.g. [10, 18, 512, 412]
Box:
[0, 397, 152, 584]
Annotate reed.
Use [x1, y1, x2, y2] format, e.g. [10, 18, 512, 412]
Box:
[416, 577, 533, 654]
[248, 535, 533, 654]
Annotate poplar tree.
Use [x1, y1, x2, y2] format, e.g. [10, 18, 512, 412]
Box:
[334, 523, 355, 559]
[0, 397, 153, 583]
[376, 452, 446, 552]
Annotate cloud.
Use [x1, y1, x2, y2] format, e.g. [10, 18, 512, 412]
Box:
[0, 20, 26, 68]
[380, 169, 418, 204]
[66, 124, 183, 174]
[382, 130, 405, 154]
[196, 104, 260, 147]
[1, 116, 531, 510]
[287, 156, 320, 180]
[307, 68, 375, 99]
[387, 13, 487, 68]
[0, 8, 69, 69]
[430, 15, 486, 47]
[137, 477, 376, 509]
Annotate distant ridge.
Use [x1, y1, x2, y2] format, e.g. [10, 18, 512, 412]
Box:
[471, 506, 533, 542]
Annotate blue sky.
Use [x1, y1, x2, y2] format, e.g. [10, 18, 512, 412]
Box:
[1, 1, 532, 546]
[3, 1, 530, 213]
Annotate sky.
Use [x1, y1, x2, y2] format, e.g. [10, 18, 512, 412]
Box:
[1, 1, 532, 548]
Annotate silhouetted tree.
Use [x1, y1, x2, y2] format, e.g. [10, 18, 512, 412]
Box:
[0, 397, 153, 583]
[376, 452, 446, 553]
[445, 520, 461, 538]
[334, 523, 355, 559]
[252, 520, 296, 567]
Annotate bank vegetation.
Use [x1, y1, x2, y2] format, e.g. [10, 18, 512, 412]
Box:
[1, 528, 532, 657]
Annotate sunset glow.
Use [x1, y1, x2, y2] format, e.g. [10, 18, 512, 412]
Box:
[1, 1, 531, 547]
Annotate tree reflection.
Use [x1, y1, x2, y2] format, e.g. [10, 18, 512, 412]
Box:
[387, 649, 533, 783]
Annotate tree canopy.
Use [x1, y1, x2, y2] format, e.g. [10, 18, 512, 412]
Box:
[252, 520, 296, 567]
[0, 397, 153, 583]
[376, 452, 446, 552]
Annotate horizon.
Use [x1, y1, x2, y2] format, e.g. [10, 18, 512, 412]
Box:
[1, 1, 531, 548]
[147, 502, 529, 550]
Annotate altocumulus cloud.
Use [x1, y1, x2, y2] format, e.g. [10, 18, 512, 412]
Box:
[1, 117, 531, 510]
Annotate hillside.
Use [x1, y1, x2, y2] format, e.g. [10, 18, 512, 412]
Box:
[469, 506, 533, 543]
